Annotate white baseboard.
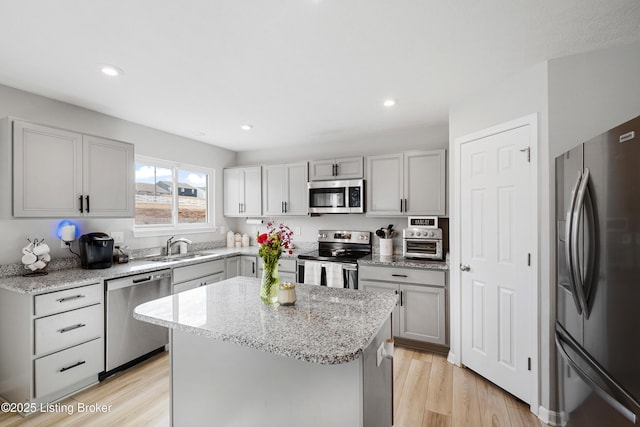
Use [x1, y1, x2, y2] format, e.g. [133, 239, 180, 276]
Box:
[538, 406, 563, 426]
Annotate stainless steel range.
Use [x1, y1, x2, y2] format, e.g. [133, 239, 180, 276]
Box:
[297, 230, 371, 289]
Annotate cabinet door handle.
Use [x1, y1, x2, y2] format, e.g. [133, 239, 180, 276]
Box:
[284, 201, 287, 213]
[404, 198, 408, 212]
[60, 360, 86, 373]
[58, 323, 86, 334]
[252, 262, 255, 274]
[392, 274, 408, 278]
[79, 195, 84, 213]
[400, 199, 403, 212]
[282, 201, 285, 213]
[57, 294, 85, 303]
[85, 195, 90, 213]
[400, 290, 404, 306]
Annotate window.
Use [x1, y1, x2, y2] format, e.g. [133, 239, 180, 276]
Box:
[135, 156, 214, 232]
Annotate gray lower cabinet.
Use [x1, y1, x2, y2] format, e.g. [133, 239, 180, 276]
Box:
[240, 255, 257, 278]
[225, 256, 241, 278]
[173, 259, 226, 293]
[257, 258, 297, 283]
[359, 265, 447, 345]
[227, 255, 258, 278]
[0, 283, 104, 413]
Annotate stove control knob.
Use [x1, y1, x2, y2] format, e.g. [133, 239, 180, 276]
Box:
[416, 232, 423, 237]
[407, 231, 413, 237]
[319, 233, 327, 238]
[427, 231, 434, 237]
[358, 235, 365, 240]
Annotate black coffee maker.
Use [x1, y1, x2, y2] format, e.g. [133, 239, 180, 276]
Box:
[79, 232, 114, 269]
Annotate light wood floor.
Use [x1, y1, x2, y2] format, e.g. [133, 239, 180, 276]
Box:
[0, 347, 546, 427]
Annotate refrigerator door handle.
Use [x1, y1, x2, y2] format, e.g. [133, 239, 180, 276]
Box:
[556, 325, 640, 424]
[570, 168, 594, 318]
[565, 171, 583, 314]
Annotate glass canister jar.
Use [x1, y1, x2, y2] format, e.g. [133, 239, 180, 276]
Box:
[278, 282, 296, 306]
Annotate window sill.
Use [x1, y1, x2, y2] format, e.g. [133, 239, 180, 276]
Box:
[133, 225, 219, 238]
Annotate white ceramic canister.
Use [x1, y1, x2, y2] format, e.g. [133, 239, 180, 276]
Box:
[379, 239, 393, 257]
[241, 233, 250, 247]
[227, 231, 235, 248]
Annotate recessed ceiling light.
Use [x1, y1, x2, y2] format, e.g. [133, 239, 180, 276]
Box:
[100, 65, 123, 77]
[241, 124, 253, 131]
[383, 99, 396, 107]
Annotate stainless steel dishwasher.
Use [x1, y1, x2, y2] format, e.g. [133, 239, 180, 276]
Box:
[104, 269, 171, 378]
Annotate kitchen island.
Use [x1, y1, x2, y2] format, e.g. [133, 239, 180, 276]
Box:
[134, 277, 397, 427]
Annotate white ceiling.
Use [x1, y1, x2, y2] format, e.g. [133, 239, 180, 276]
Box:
[1, 1, 639, 152]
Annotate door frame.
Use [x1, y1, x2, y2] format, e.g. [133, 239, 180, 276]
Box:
[449, 113, 539, 414]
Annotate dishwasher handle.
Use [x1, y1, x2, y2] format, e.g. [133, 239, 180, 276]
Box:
[107, 270, 172, 292]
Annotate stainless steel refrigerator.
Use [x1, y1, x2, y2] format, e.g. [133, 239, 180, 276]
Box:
[556, 115, 640, 426]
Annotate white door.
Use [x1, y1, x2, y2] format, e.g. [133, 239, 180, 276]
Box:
[460, 124, 533, 403]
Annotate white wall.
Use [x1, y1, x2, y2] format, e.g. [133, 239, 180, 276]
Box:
[448, 41, 640, 419]
[232, 122, 449, 244]
[448, 61, 550, 414]
[0, 84, 237, 265]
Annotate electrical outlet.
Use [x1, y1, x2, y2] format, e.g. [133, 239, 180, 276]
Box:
[60, 239, 68, 249]
[376, 342, 385, 367]
[111, 231, 124, 244]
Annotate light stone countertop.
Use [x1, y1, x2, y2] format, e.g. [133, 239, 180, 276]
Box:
[134, 276, 398, 365]
[359, 254, 450, 271]
[0, 246, 300, 295]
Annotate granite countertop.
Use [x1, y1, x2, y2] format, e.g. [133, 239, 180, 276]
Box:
[359, 254, 449, 271]
[0, 247, 300, 295]
[134, 277, 398, 365]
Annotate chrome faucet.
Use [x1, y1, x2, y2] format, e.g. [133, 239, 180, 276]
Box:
[166, 236, 193, 256]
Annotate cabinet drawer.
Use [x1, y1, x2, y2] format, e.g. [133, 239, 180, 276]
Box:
[34, 304, 103, 356]
[258, 258, 296, 273]
[173, 259, 225, 284]
[34, 283, 103, 317]
[359, 265, 445, 286]
[173, 272, 226, 294]
[34, 338, 103, 398]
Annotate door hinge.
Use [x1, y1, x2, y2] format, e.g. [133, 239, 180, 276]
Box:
[527, 253, 531, 266]
[528, 357, 532, 371]
[520, 147, 531, 162]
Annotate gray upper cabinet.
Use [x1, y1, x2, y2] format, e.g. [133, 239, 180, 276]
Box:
[366, 149, 446, 216]
[12, 120, 134, 218]
[309, 157, 363, 181]
[262, 162, 308, 216]
[223, 166, 262, 217]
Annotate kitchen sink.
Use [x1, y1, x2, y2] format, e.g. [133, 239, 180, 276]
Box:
[146, 253, 206, 262]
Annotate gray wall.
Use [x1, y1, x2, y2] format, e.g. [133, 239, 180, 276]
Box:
[0, 84, 237, 265]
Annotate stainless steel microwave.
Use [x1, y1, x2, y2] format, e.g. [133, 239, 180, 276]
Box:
[308, 179, 365, 214]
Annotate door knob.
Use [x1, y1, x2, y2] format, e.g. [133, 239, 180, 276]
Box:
[460, 264, 471, 271]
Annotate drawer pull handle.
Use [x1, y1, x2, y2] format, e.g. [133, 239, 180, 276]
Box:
[58, 323, 86, 334]
[132, 276, 152, 284]
[57, 294, 85, 303]
[60, 360, 86, 373]
[391, 274, 408, 278]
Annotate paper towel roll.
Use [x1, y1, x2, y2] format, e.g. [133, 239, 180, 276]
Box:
[246, 219, 263, 225]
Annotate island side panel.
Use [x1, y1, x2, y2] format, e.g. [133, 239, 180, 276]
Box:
[171, 329, 363, 427]
[363, 315, 393, 427]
